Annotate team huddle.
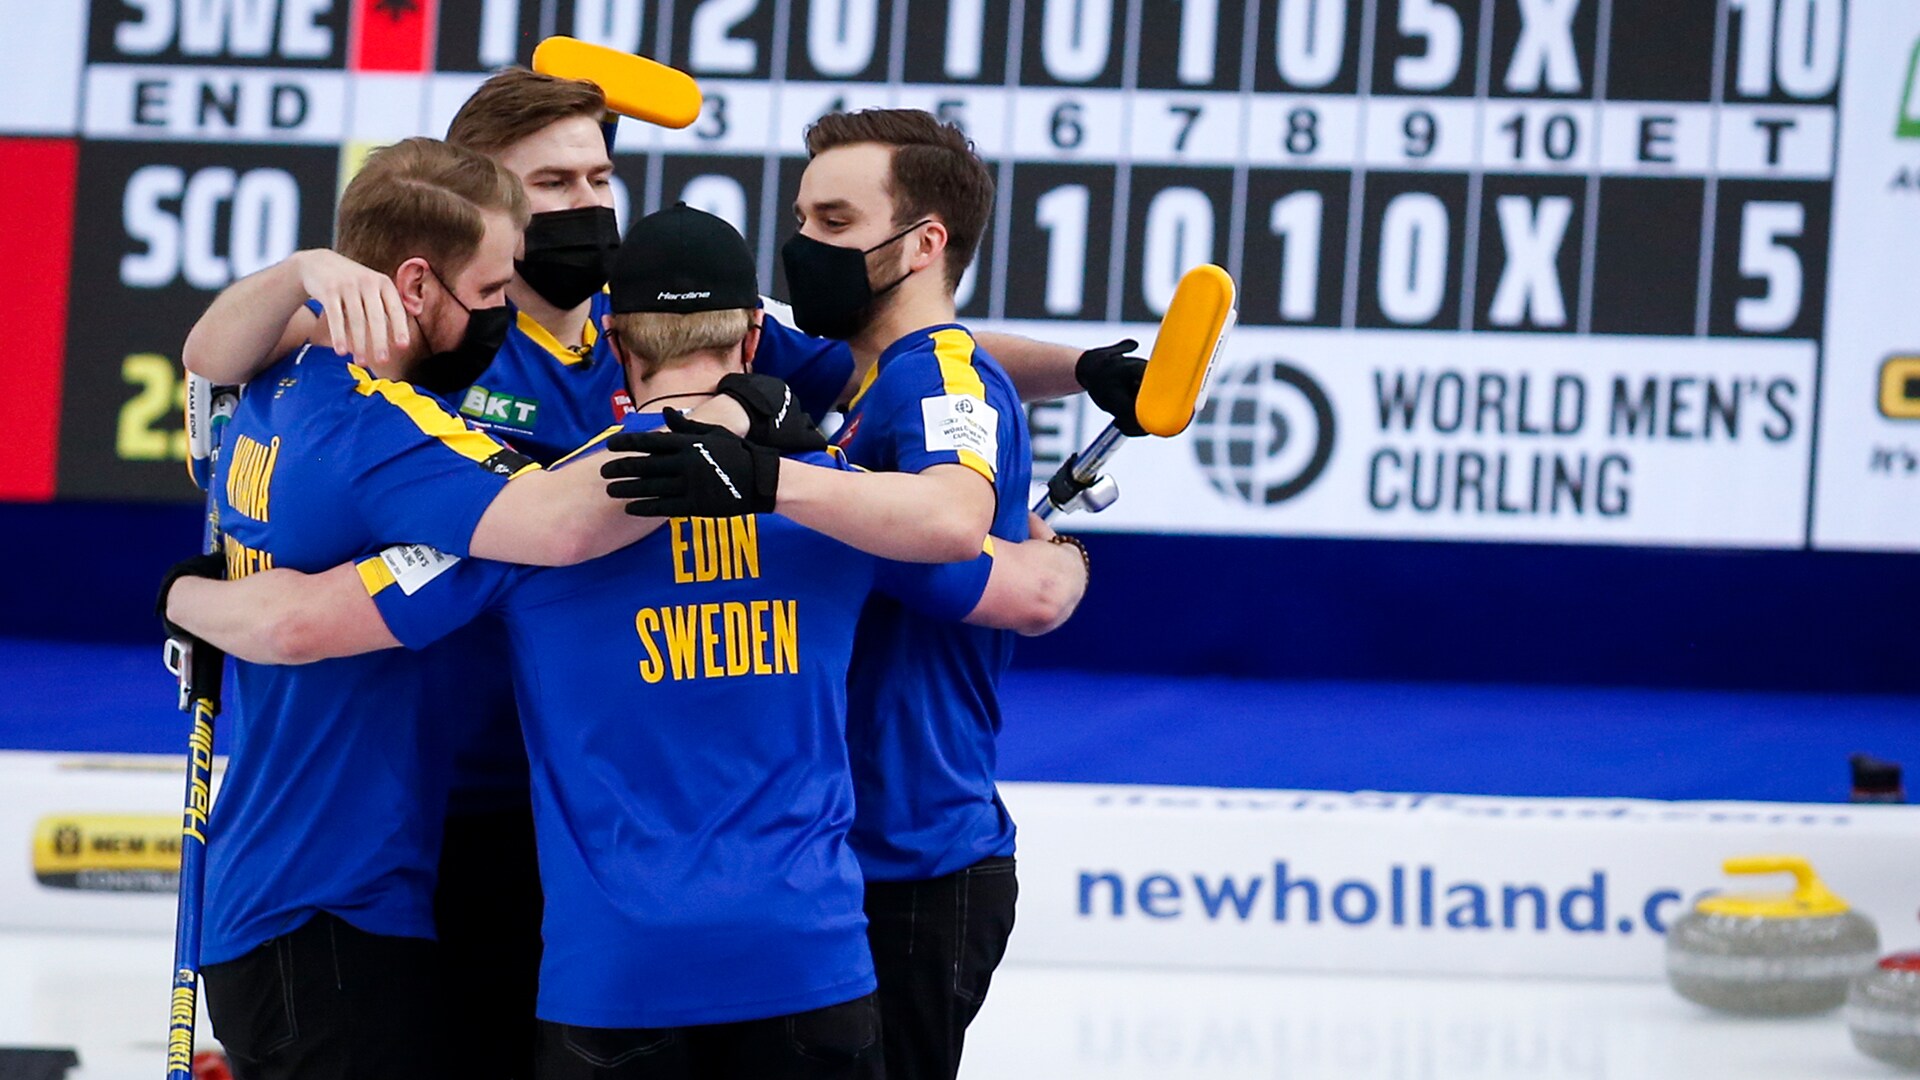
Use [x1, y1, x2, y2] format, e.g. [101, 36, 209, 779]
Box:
[157, 69, 1147, 1080]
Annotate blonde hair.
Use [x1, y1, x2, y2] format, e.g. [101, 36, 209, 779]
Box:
[608, 309, 755, 380]
[447, 68, 607, 157]
[335, 137, 530, 280]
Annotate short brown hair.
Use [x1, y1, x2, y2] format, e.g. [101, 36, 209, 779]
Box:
[608, 309, 755, 380]
[805, 109, 994, 291]
[335, 137, 531, 281]
[447, 68, 606, 157]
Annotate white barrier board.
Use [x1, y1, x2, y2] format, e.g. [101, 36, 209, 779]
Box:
[8, 753, 1920, 984]
[1001, 783, 1920, 980]
[0, 751, 220, 934]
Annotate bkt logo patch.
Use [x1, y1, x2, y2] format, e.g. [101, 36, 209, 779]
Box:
[461, 386, 540, 432]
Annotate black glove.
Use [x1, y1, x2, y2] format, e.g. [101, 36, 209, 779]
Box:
[602, 409, 780, 517]
[715, 372, 829, 453]
[1075, 339, 1149, 438]
[157, 551, 225, 640]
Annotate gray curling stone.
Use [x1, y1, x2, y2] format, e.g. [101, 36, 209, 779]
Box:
[1848, 942, 1920, 1070]
[1665, 855, 1879, 1015]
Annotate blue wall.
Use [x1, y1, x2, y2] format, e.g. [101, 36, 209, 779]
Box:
[1014, 532, 1920, 694]
[3, 501, 203, 643]
[6, 500, 1916, 694]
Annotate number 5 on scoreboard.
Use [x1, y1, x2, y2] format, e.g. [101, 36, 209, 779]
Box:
[1733, 200, 1805, 334]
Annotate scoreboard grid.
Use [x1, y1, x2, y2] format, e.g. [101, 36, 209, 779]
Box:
[11, 0, 1906, 554]
[557, 0, 1831, 349]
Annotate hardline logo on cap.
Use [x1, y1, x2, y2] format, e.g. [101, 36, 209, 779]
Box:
[658, 290, 713, 301]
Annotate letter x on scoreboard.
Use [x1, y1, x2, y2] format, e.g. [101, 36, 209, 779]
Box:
[462, 0, 1839, 345]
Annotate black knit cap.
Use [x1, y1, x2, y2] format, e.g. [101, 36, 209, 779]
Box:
[608, 202, 760, 314]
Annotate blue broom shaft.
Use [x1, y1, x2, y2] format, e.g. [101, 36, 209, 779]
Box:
[168, 378, 231, 1079]
[166, 695, 217, 1080]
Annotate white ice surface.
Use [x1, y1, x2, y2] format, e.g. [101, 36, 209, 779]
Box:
[0, 931, 1904, 1079]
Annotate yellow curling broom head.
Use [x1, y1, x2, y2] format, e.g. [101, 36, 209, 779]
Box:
[1137, 264, 1236, 438]
[533, 37, 702, 130]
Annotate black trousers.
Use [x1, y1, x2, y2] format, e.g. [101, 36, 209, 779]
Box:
[858, 856, 1018, 1080]
[437, 804, 545, 1080]
[536, 993, 883, 1080]
[202, 913, 442, 1080]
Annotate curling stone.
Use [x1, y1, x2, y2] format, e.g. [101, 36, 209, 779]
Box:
[1848, 920, 1920, 1071]
[1665, 855, 1879, 1015]
[192, 1050, 234, 1080]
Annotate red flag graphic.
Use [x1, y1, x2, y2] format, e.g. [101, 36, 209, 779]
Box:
[351, 0, 439, 73]
[0, 138, 76, 502]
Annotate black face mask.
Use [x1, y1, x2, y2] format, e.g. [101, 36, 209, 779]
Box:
[414, 265, 512, 397]
[515, 206, 621, 310]
[779, 219, 930, 341]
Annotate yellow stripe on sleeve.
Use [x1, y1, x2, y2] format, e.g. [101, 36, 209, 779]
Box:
[951, 450, 995, 483]
[929, 328, 995, 483]
[982, 535, 997, 558]
[357, 557, 397, 597]
[549, 424, 626, 469]
[348, 365, 540, 478]
[846, 360, 882, 409]
[930, 329, 986, 398]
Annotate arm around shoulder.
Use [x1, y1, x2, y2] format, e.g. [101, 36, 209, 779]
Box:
[470, 449, 674, 566]
[182, 249, 408, 381]
[182, 253, 314, 383]
[975, 332, 1085, 401]
[167, 563, 399, 665]
[775, 460, 995, 564]
[963, 515, 1088, 636]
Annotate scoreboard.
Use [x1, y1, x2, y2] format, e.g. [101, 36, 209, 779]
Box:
[2, 0, 1916, 551]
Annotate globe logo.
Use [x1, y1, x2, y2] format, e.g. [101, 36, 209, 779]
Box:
[1193, 359, 1336, 506]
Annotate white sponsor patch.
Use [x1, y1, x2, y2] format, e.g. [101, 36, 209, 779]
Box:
[921, 394, 999, 461]
[378, 544, 460, 596]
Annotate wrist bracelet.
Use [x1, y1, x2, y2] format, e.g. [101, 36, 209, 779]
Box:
[1047, 532, 1090, 575]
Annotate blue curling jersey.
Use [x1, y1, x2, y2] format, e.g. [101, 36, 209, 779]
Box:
[353, 414, 987, 1028]
[294, 297, 525, 816]
[456, 294, 854, 466]
[203, 344, 534, 965]
[834, 325, 1032, 882]
[437, 298, 851, 810]
[359, 297, 851, 817]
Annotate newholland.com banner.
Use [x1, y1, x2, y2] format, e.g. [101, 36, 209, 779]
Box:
[1001, 783, 1920, 981]
[7, 756, 1920, 984]
[1003, 322, 1813, 548]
